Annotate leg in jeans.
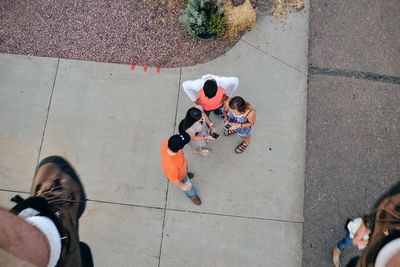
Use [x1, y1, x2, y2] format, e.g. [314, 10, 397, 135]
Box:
[182, 175, 196, 199]
[213, 106, 224, 117]
[337, 232, 353, 251]
[204, 110, 211, 117]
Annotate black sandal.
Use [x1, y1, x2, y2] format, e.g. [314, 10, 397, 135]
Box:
[235, 142, 248, 153]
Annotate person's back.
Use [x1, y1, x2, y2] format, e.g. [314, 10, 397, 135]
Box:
[161, 139, 187, 183]
[198, 86, 225, 112]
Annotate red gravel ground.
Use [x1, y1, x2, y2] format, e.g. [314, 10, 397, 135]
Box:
[0, 0, 240, 68]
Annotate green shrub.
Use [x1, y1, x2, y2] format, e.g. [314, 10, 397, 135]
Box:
[206, 14, 227, 37]
[179, 0, 224, 36]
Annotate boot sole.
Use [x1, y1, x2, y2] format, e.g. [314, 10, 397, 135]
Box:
[37, 155, 87, 219]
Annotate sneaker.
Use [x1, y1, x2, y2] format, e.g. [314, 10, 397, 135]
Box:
[10, 156, 93, 267]
[188, 172, 194, 179]
[332, 246, 341, 267]
[191, 196, 202, 205]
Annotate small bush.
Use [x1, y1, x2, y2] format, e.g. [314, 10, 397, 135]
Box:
[179, 0, 224, 37]
[206, 14, 227, 37]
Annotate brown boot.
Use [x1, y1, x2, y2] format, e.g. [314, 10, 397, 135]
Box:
[191, 195, 202, 205]
[10, 156, 93, 267]
[332, 246, 341, 267]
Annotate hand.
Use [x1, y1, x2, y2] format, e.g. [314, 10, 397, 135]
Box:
[230, 123, 241, 130]
[181, 183, 192, 191]
[204, 135, 215, 141]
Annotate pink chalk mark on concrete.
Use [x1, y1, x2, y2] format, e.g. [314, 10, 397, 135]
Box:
[156, 67, 161, 74]
[143, 65, 149, 72]
[130, 64, 136, 71]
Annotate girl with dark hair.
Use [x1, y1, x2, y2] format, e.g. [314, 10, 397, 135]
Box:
[223, 96, 256, 153]
[178, 107, 216, 156]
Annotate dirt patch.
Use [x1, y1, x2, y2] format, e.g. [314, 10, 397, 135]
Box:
[0, 0, 239, 68]
[0, 0, 304, 68]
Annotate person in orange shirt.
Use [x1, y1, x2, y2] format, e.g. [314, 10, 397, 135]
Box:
[161, 132, 201, 205]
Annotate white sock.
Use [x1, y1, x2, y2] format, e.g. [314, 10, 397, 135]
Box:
[24, 216, 62, 267]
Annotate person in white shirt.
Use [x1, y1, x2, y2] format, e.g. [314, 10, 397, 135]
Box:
[182, 74, 239, 120]
[332, 215, 371, 267]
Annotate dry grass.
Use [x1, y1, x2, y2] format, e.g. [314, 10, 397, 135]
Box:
[271, 0, 304, 16]
[222, 0, 256, 39]
[251, 0, 304, 16]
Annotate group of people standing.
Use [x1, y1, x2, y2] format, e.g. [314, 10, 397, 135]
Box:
[160, 74, 257, 205]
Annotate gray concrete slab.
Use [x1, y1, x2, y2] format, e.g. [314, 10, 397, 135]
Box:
[160, 210, 302, 267]
[39, 59, 180, 208]
[168, 41, 307, 222]
[0, 190, 29, 209]
[0, 54, 58, 192]
[242, 0, 309, 73]
[0, 190, 164, 267]
[309, 0, 400, 76]
[303, 75, 400, 266]
[79, 202, 163, 267]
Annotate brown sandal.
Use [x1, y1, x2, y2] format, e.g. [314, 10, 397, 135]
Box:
[235, 142, 248, 153]
[224, 129, 236, 136]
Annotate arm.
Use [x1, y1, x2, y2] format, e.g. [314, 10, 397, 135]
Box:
[231, 110, 256, 130]
[352, 223, 370, 247]
[190, 134, 210, 141]
[182, 79, 204, 102]
[223, 98, 230, 123]
[217, 77, 239, 97]
[168, 173, 191, 191]
[203, 112, 217, 133]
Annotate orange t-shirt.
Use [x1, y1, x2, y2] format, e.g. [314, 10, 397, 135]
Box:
[199, 87, 225, 111]
[161, 140, 187, 183]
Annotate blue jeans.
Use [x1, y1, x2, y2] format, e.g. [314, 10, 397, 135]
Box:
[204, 106, 224, 118]
[182, 175, 196, 199]
[337, 232, 353, 251]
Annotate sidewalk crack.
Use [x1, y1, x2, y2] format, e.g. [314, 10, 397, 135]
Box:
[36, 58, 60, 167]
[240, 39, 304, 73]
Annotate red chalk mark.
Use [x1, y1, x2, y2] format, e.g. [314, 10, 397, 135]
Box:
[156, 66, 161, 74]
[143, 65, 149, 72]
[130, 64, 136, 71]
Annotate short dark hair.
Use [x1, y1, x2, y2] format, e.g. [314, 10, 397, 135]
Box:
[203, 80, 218, 98]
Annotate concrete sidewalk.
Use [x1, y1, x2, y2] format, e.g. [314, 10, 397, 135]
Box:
[0, 3, 309, 266]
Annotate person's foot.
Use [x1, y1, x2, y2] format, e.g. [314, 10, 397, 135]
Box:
[10, 156, 93, 267]
[191, 196, 202, 205]
[199, 147, 211, 157]
[332, 246, 341, 267]
[235, 142, 248, 153]
[217, 113, 225, 119]
[188, 172, 194, 179]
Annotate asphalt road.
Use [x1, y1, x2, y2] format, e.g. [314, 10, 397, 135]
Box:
[303, 0, 400, 266]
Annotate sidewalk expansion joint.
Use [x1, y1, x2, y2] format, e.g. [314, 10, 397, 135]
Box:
[158, 68, 182, 267]
[240, 39, 304, 74]
[0, 188, 30, 195]
[36, 58, 60, 167]
[167, 208, 304, 224]
[309, 66, 400, 85]
[85, 198, 303, 225]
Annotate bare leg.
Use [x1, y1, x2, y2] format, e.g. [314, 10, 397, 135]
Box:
[242, 135, 251, 145]
[0, 207, 49, 267]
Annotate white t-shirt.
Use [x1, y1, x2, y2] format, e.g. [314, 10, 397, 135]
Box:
[347, 217, 369, 249]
